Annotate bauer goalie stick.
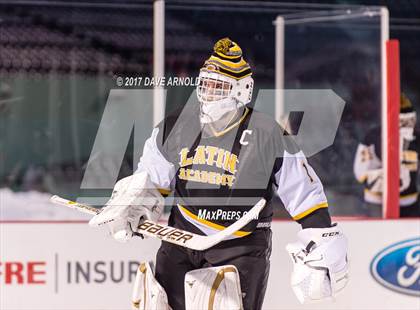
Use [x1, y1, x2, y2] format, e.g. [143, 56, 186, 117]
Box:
[50, 195, 266, 251]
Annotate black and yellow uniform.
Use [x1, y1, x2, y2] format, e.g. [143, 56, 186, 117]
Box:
[354, 125, 420, 217]
[136, 104, 330, 309]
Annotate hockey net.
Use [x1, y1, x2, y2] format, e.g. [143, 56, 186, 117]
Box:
[163, 2, 391, 218]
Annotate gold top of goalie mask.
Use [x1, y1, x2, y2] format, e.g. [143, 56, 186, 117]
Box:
[400, 93, 414, 113]
[200, 37, 252, 80]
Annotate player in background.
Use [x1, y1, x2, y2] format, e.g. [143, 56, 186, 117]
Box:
[354, 93, 420, 217]
[89, 38, 349, 310]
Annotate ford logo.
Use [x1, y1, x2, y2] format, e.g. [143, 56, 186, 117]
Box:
[370, 238, 420, 296]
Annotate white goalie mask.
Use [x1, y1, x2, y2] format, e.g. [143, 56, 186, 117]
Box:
[196, 70, 254, 124]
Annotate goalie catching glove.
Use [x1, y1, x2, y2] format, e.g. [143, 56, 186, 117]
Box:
[89, 171, 165, 242]
[286, 225, 349, 303]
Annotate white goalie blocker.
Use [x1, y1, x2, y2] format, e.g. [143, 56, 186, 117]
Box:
[286, 225, 349, 304]
[132, 263, 243, 310]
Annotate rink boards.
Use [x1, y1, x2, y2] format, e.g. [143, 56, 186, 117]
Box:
[1, 220, 419, 310]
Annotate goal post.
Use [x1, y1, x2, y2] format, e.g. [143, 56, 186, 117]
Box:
[384, 39, 401, 219]
[155, 1, 398, 218]
[275, 7, 398, 218]
[275, 15, 285, 126]
[153, 0, 165, 127]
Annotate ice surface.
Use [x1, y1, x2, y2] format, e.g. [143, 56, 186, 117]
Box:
[0, 188, 91, 220]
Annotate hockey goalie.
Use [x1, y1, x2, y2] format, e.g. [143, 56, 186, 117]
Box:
[87, 38, 349, 310]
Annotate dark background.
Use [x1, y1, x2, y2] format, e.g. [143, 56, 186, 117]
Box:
[0, 0, 418, 217]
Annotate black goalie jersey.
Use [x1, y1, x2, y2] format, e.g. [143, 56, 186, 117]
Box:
[136, 105, 328, 238]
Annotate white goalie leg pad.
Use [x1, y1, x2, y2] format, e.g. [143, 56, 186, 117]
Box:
[286, 225, 349, 304]
[131, 262, 171, 310]
[184, 265, 243, 310]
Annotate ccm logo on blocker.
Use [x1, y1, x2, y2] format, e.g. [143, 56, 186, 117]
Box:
[370, 238, 420, 296]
